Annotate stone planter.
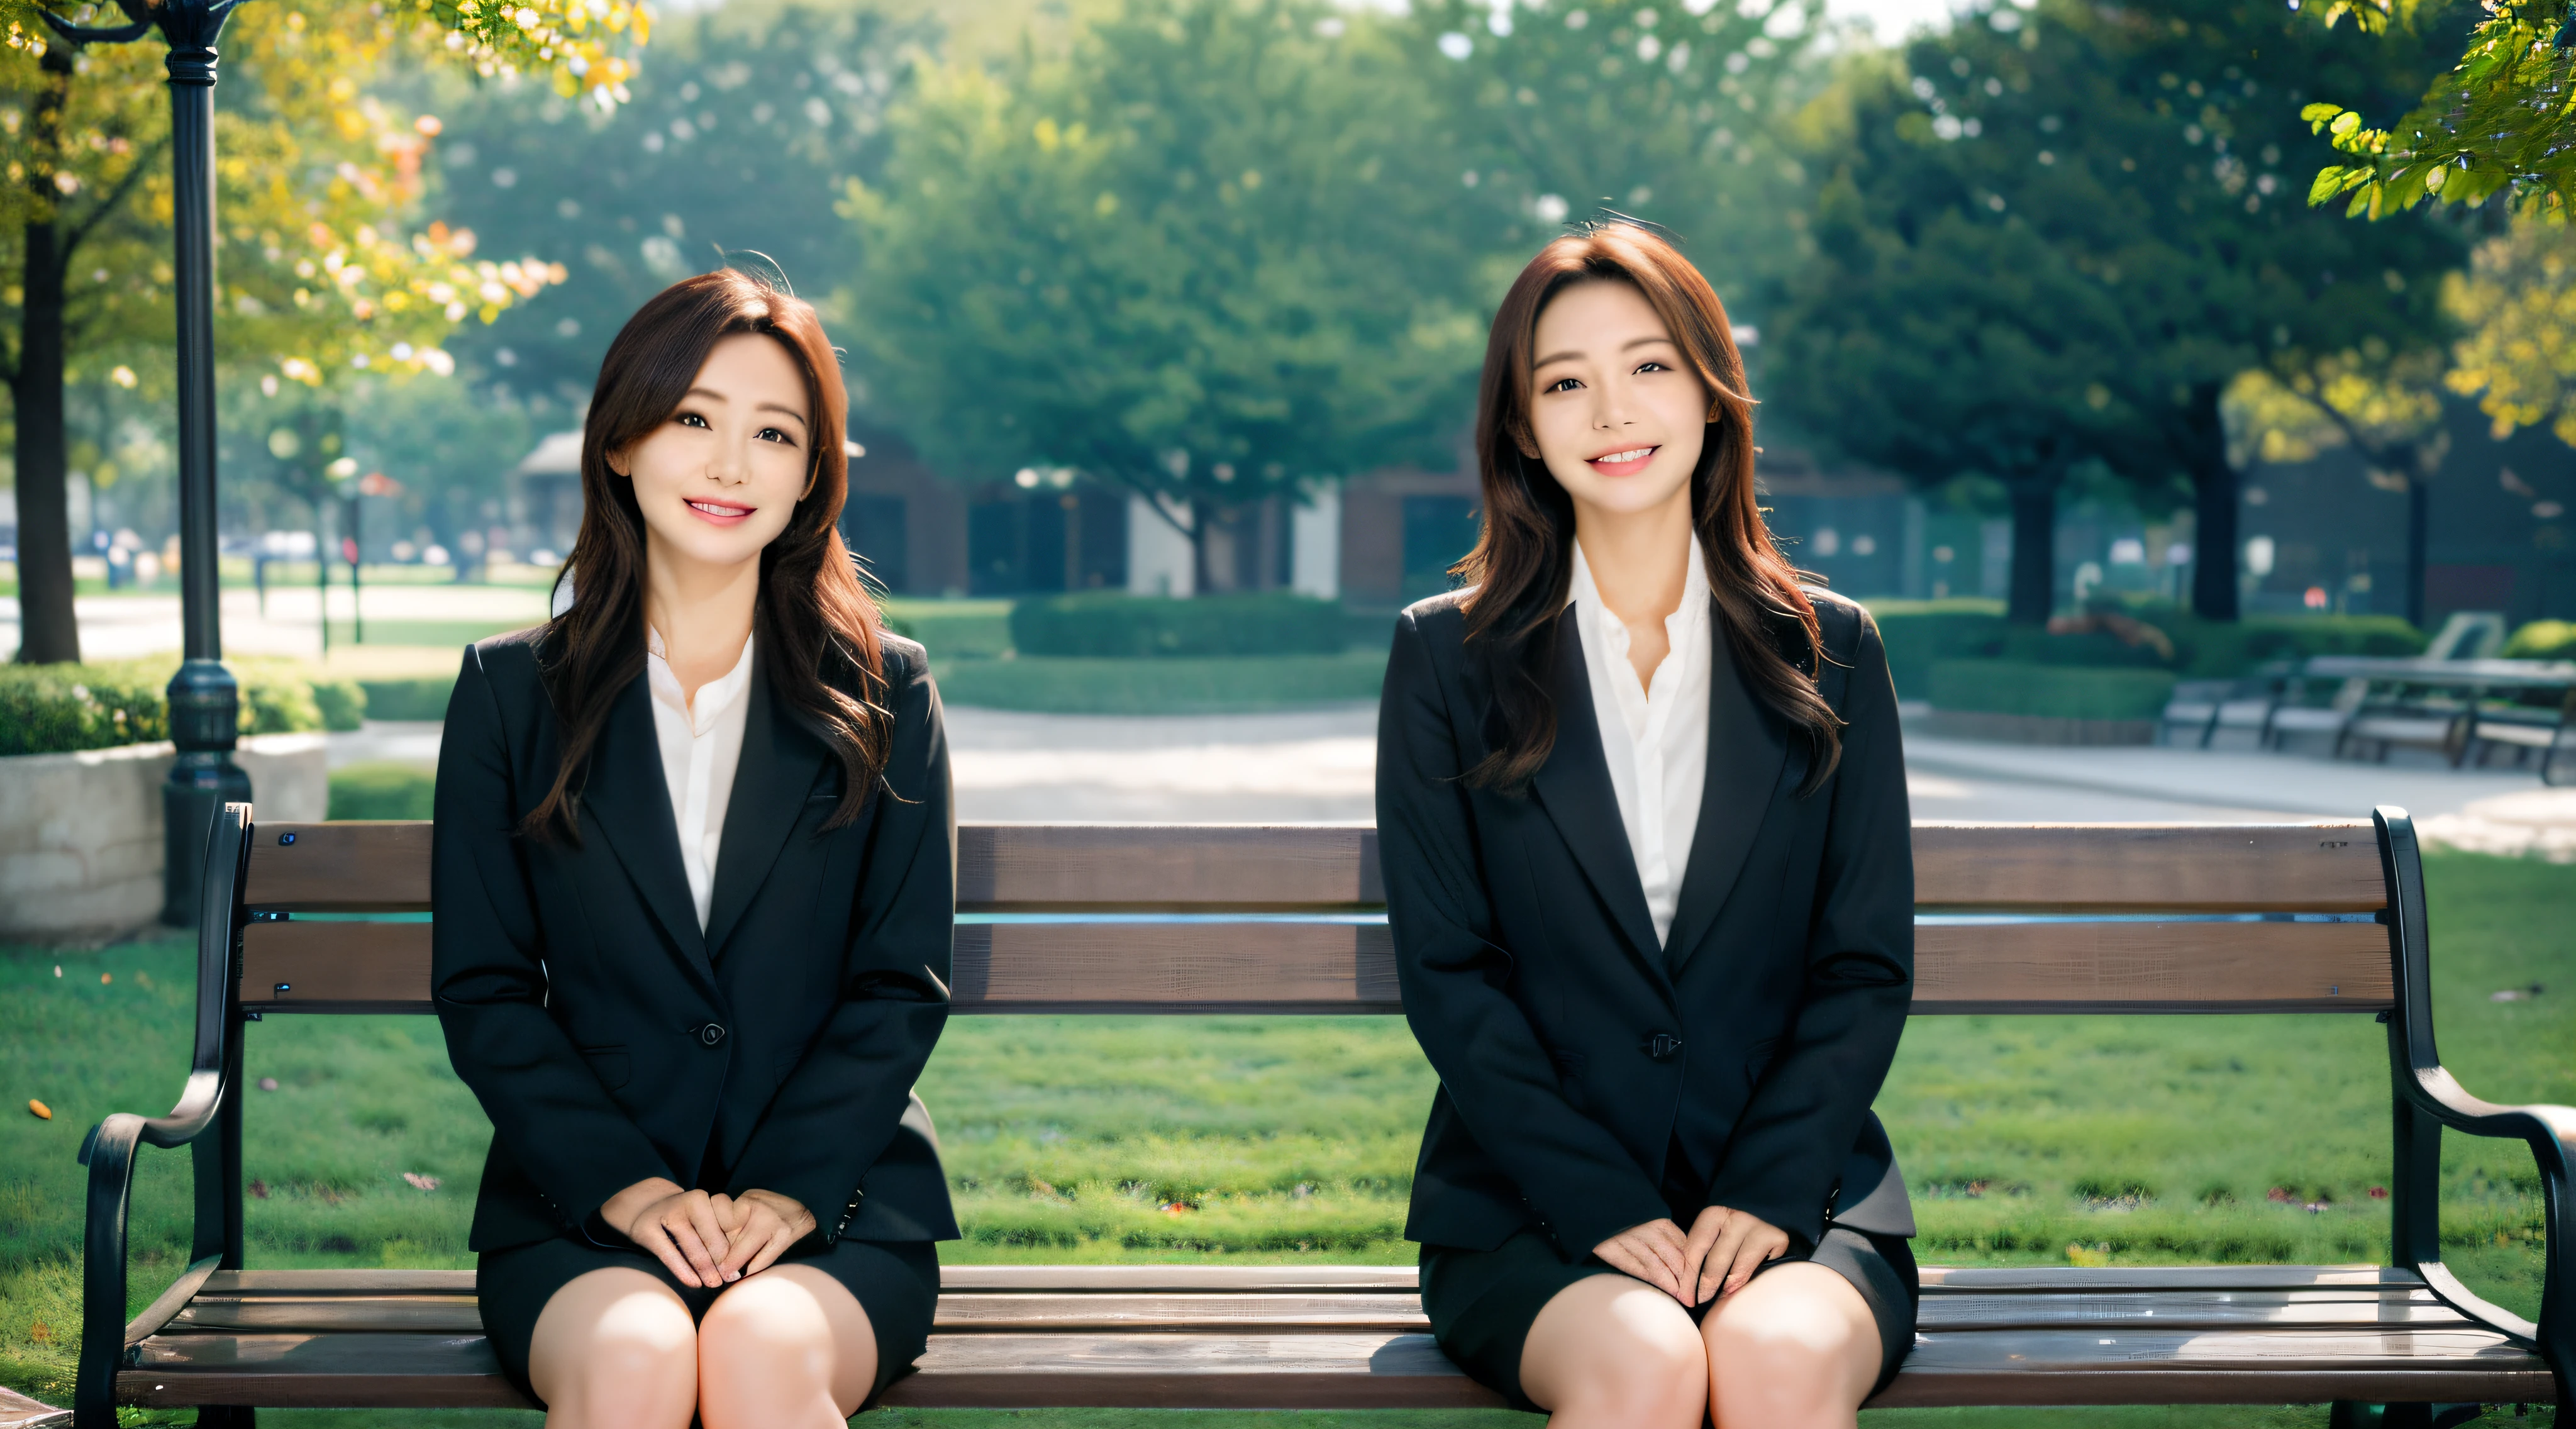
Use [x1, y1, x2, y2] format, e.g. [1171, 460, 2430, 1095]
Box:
[1916, 709, 2157, 747]
[0, 733, 329, 943]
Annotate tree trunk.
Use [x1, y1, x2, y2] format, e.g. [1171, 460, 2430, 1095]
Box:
[11, 43, 80, 665]
[2179, 381, 2239, 623]
[1188, 496, 1213, 597]
[2004, 477, 2057, 627]
[2405, 474, 2429, 631]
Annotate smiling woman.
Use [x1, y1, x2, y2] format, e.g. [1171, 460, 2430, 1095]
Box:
[430, 269, 958, 1429]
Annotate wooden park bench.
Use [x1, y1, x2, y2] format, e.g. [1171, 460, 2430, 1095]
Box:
[65, 808, 2572, 1426]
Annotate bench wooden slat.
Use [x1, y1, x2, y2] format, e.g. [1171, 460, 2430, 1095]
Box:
[1917, 1264, 2411, 1291]
[167, 1286, 2484, 1337]
[244, 821, 2392, 916]
[123, 1325, 2552, 1411]
[241, 915, 2393, 1016]
[195, 1265, 1428, 1296]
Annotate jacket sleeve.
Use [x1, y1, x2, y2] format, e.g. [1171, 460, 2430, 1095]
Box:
[1703, 609, 1914, 1246]
[724, 650, 954, 1243]
[431, 644, 674, 1240]
[1380, 609, 1675, 1256]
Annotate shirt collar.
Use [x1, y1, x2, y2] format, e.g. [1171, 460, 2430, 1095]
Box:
[646, 625, 757, 733]
[1567, 535, 1712, 621]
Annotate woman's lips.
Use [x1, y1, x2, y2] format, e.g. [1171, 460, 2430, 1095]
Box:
[686, 497, 755, 525]
[1588, 445, 1658, 474]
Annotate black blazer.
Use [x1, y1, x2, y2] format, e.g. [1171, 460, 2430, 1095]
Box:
[1377, 586, 1914, 1259]
[431, 626, 958, 1255]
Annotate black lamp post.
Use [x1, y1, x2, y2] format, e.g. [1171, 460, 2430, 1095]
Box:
[46, 0, 249, 925]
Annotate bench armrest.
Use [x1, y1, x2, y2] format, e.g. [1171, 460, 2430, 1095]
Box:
[74, 803, 252, 1429]
[2373, 807, 2574, 1409]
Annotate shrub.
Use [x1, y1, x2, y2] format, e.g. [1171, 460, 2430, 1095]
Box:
[307, 675, 367, 731]
[357, 675, 458, 722]
[2504, 619, 2576, 659]
[882, 601, 1014, 660]
[1864, 601, 2007, 698]
[328, 762, 437, 820]
[0, 657, 329, 757]
[1009, 592, 1348, 658]
[1928, 660, 2179, 721]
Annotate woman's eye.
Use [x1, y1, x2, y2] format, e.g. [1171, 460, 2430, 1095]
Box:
[1545, 377, 1582, 393]
[676, 412, 710, 430]
[1636, 361, 1669, 374]
[757, 427, 796, 445]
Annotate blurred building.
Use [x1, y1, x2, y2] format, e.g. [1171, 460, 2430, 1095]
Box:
[2239, 400, 2576, 627]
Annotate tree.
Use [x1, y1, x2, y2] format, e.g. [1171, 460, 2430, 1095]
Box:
[847, 0, 1485, 591]
[1772, 0, 2459, 623]
[1400, 0, 1829, 300]
[0, 0, 635, 663]
[420, 3, 921, 414]
[2443, 214, 2576, 443]
[2297, 0, 2576, 218]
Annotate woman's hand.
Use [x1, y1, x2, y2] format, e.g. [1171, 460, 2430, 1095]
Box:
[602, 1177, 735, 1288]
[1592, 1219, 1696, 1303]
[1682, 1204, 1790, 1304]
[711, 1189, 817, 1281]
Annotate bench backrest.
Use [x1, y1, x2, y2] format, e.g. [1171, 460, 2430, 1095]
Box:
[237, 821, 2394, 1018]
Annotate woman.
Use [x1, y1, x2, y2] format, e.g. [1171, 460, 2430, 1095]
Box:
[433, 269, 955, 1429]
[1377, 223, 1916, 1429]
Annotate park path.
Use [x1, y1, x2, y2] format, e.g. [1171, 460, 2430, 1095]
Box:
[329, 702, 2576, 852]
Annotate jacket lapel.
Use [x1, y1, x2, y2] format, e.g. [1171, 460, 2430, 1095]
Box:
[1665, 617, 1793, 974]
[1528, 616, 1665, 968]
[580, 669, 714, 980]
[703, 658, 828, 960]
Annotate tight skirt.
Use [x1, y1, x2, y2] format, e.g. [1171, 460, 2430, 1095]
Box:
[476, 1232, 940, 1408]
[1419, 1224, 1918, 1413]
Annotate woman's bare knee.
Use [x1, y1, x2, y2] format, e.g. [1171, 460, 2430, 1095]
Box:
[696, 1264, 877, 1429]
[1516, 1273, 1706, 1428]
[1704, 1262, 1880, 1428]
[526, 1268, 697, 1429]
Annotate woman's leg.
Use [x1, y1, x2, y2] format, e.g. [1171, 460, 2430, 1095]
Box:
[694, 1262, 880, 1429]
[1515, 1272, 1708, 1429]
[1701, 1260, 1883, 1429]
[524, 1267, 699, 1429]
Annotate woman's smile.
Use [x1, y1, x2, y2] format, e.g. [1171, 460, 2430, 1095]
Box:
[1588, 445, 1660, 474]
[684, 495, 757, 525]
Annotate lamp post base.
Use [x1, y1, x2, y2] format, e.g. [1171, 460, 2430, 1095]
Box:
[161, 658, 250, 926]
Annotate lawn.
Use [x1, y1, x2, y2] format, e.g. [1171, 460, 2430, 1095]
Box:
[1, 848, 2565, 1427]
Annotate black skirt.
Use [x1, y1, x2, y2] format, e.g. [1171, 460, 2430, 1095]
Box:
[1419, 1225, 1918, 1413]
[476, 1233, 941, 1409]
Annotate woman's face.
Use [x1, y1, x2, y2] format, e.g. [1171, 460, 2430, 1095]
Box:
[1523, 279, 1710, 523]
[613, 332, 813, 574]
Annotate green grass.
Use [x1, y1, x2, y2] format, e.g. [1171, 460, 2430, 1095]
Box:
[2, 848, 2565, 1425]
[885, 599, 1018, 662]
[328, 762, 439, 820]
[933, 651, 1388, 714]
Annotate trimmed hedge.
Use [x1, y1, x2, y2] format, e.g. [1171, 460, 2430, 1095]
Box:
[1009, 592, 1348, 658]
[0, 657, 326, 757]
[882, 601, 1014, 660]
[1868, 598, 2433, 694]
[1927, 660, 2179, 722]
[357, 675, 458, 722]
[309, 675, 366, 731]
[2504, 620, 2576, 660]
[328, 762, 438, 819]
[935, 651, 1386, 714]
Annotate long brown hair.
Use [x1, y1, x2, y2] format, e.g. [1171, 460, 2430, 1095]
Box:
[1457, 223, 1842, 796]
[524, 269, 892, 840]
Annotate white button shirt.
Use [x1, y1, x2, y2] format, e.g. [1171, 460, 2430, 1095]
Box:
[1567, 539, 1712, 949]
[645, 626, 756, 933]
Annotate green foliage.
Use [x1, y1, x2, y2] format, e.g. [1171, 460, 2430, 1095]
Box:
[1009, 592, 1347, 658]
[932, 651, 1386, 714]
[326, 763, 438, 820]
[0, 658, 327, 757]
[1927, 659, 2179, 720]
[2504, 618, 2576, 659]
[355, 676, 459, 723]
[880, 601, 1016, 661]
[307, 676, 367, 733]
[1865, 600, 2009, 698]
[2300, 0, 2576, 218]
[847, 0, 1484, 543]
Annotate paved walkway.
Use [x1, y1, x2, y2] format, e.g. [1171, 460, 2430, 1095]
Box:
[3, 586, 550, 662]
[326, 703, 2576, 858]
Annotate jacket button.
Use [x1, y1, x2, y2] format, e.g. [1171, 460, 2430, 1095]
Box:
[1642, 1033, 1684, 1062]
[696, 1023, 728, 1047]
